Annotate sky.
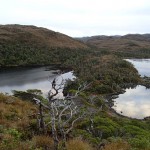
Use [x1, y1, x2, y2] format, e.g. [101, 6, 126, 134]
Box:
[0, 0, 150, 37]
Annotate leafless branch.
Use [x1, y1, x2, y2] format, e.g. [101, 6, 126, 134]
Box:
[33, 75, 91, 150]
[33, 98, 50, 110]
[65, 113, 85, 134]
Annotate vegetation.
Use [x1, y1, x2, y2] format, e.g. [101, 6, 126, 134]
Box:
[79, 34, 150, 58]
[0, 25, 150, 149]
[0, 93, 150, 150]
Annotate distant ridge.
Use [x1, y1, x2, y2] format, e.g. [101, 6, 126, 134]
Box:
[77, 34, 150, 51]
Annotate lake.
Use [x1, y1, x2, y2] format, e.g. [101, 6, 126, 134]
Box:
[113, 59, 150, 119]
[0, 66, 75, 97]
[126, 59, 150, 77]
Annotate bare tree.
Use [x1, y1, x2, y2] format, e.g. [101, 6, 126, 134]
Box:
[33, 77, 90, 150]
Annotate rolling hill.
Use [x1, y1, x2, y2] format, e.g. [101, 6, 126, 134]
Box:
[0, 24, 88, 49]
[78, 34, 150, 51]
[0, 24, 89, 66]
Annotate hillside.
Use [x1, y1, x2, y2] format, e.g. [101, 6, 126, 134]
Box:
[1, 25, 150, 149]
[0, 24, 88, 49]
[78, 34, 150, 58]
[0, 24, 88, 66]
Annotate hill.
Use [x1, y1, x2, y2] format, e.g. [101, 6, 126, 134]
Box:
[0, 24, 88, 49]
[1, 26, 150, 150]
[78, 34, 150, 58]
[0, 24, 88, 66]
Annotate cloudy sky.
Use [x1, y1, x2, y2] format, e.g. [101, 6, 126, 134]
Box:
[0, 0, 150, 37]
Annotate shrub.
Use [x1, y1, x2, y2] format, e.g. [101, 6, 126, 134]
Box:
[0, 134, 17, 150]
[123, 125, 149, 137]
[6, 128, 22, 141]
[0, 129, 22, 150]
[128, 137, 150, 149]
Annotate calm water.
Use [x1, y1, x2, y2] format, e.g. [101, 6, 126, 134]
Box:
[126, 59, 150, 77]
[0, 66, 75, 96]
[113, 59, 150, 119]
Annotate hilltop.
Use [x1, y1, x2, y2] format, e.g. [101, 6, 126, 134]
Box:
[0, 24, 88, 49]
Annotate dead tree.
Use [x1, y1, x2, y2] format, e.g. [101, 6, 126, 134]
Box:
[33, 77, 90, 150]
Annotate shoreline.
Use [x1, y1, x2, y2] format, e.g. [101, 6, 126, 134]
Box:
[105, 87, 150, 121]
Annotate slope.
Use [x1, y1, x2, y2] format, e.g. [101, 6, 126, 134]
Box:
[0, 24, 88, 66]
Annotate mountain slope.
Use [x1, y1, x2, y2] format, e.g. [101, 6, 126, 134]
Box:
[0, 25, 89, 66]
[0, 24, 88, 49]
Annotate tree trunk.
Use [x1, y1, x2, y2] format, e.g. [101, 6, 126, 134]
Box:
[51, 103, 59, 150]
[39, 103, 45, 134]
[54, 139, 59, 150]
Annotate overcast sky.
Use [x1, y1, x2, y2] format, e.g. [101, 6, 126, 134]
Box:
[0, 0, 150, 37]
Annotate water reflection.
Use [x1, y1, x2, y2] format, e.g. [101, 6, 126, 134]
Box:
[113, 85, 150, 119]
[126, 59, 150, 77]
[0, 67, 75, 95]
[113, 59, 150, 119]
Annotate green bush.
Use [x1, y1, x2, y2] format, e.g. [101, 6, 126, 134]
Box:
[129, 136, 150, 149]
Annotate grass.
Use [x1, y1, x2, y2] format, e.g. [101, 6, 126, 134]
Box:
[32, 135, 54, 149]
[103, 140, 130, 150]
[0, 93, 37, 129]
[66, 138, 94, 150]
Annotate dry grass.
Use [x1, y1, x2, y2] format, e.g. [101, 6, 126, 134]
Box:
[103, 140, 130, 150]
[16, 142, 34, 150]
[32, 135, 54, 149]
[0, 93, 37, 129]
[66, 138, 94, 150]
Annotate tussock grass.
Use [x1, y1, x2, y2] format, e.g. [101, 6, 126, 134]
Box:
[0, 93, 37, 128]
[103, 140, 130, 150]
[32, 135, 54, 149]
[66, 138, 94, 150]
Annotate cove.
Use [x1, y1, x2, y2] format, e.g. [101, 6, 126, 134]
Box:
[0, 66, 75, 96]
[112, 59, 150, 119]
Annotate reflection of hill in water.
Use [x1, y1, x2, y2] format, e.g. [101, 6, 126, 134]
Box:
[0, 67, 58, 86]
[113, 59, 150, 119]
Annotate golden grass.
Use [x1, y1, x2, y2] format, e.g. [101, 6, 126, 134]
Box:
[0, 93, 37, 129]
[103, 140, 130, 150]
[15, 142, 33, 150]
[66, 138, 94, 150]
